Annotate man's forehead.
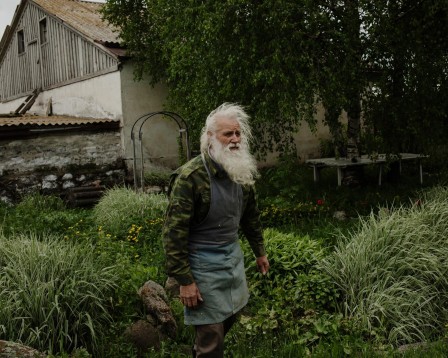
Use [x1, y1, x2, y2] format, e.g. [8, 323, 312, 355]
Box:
[215, 116, 240, 130]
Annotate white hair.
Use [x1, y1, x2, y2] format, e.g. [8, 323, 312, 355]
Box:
[199, 103, 258, 185]
[200, 103, 253, 154]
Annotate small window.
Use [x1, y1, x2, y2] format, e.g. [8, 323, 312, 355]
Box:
[17, 29, 25, 54]
[39, 18, 47, 44]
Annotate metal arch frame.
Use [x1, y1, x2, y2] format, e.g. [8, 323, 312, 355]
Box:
[131, 111, 191, 191]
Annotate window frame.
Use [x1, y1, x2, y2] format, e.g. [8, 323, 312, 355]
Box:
[17, 29, 25, 54]
[39, 17, 48, 44]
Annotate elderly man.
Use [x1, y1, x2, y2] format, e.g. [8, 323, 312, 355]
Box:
[162, 103, 269, 357]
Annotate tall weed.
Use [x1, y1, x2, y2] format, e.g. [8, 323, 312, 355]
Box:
[321, 186, 448, 345]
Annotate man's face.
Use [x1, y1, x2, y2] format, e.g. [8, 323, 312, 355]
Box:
[212, 116, 241, 151]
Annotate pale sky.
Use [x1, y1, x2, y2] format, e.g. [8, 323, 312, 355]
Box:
[0, 0, 106, 39]
[0, 0, 20, 36]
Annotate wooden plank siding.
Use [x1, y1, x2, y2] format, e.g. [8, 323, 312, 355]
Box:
[0, 2, 119, 102]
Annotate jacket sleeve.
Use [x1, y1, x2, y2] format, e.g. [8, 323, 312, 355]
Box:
[162, 173, 195, 286]
[240, 185, 266, 258]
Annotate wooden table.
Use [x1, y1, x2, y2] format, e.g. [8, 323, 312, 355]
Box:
[306, 153, 428, 186]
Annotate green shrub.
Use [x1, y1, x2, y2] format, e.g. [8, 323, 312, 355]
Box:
[257, 155, 314, 203]
[92, 230, 166, 321]
[92, 186, 167, 241]
[0, 193, 92, 237]
[260, 200, 330, 227]
[241, 228, 339, 343]
[91, 186, 167, 279]
[0, 232, 118, 355]
[16, 192, 66, 212]
[91, 187, 169, 326]
[320, 185, 448, 345]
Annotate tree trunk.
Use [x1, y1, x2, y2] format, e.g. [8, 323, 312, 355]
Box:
[342, 0, 363, 185]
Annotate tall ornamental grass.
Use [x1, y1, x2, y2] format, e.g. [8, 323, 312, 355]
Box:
[0, 232, 118, 355]
[93, 186, 168, 239]
[320, 186, 448, 345]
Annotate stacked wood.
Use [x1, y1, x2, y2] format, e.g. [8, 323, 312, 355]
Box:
[65, 185, 105, 208]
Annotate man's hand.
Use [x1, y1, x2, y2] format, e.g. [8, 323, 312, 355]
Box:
[180, 282, 203, 308]
[256, 255, 270, 275]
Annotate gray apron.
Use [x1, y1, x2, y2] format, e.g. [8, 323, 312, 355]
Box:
[184, 155, 249, 325]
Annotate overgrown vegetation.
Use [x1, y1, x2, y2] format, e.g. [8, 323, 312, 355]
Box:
[321, 186, 448, 345]
[0, 232, 117, 355]
[92, 186, 167, 239]
[240, 229, 340, 345]
[1, 163, 448, 357]
[0, 193, 85, 237]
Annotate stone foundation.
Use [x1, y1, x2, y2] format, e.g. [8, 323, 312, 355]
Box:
[0, 160, 129, 205]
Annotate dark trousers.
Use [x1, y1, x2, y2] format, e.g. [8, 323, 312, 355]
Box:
[193, 314, 237, 358]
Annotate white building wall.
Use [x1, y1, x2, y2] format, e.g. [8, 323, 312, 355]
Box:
[294, 103, 333, 161]
[259, 104, 334, 166]
[0, 71, 123, 119]
[35, 72, 123, 119]
[0, 96, 25, 114]
[120, 61, 180, 171]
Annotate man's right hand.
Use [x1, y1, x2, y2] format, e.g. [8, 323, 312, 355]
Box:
[180, 282, 203, 308]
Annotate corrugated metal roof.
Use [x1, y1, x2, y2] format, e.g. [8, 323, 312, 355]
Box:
[0, 115, 120, 127]
[1, 0, 125, 64]
[32, 0, 120, 44]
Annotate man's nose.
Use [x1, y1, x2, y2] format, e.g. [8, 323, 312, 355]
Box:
[230, 133, 240, 142]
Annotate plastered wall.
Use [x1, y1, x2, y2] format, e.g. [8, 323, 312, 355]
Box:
[119, 61, 180, 170]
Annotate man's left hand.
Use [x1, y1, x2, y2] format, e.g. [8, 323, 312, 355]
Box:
[256, 255, 270, 275]
[180, 282, 203, 308]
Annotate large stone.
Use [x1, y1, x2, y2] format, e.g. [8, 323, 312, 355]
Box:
[124, 320, 161, 353]
[0, 340, 45, 358]
[137, 280, 177, 339]
[333, 210, 347, 221]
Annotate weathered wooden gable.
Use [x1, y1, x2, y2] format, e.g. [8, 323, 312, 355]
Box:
[0, 0, 120, 102]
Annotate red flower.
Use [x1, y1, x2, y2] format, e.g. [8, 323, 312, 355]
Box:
[317, 199, 324, 206]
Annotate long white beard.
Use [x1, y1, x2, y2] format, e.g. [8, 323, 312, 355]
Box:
[209, 136, 259, 185]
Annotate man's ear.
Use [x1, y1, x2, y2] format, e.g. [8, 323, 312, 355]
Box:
[207, 130, 212, 138]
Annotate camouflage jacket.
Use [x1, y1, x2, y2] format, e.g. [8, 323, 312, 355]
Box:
[162, 153, 266, 286]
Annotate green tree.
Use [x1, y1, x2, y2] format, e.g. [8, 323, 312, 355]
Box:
[307, 0, 366, 161]
[102, 0, 447, 161]
[103, 1, 320, 156]
[362, 0, 448, 155]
